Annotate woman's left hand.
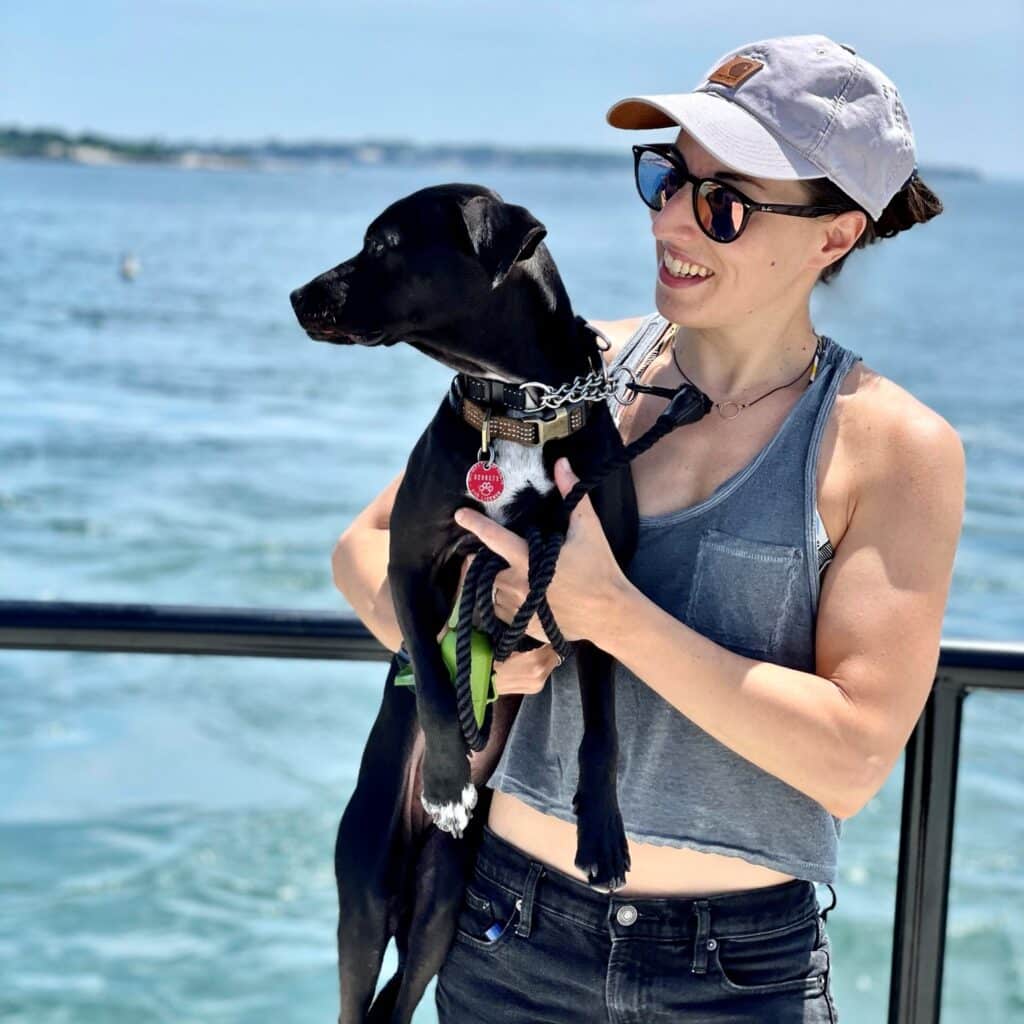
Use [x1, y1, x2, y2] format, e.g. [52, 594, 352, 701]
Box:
[453, 457, 629, 645]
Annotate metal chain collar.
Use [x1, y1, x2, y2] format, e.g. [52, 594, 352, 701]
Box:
[515, 322, 652, 411]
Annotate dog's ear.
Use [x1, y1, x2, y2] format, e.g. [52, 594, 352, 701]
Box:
[459, 195, 547, 290]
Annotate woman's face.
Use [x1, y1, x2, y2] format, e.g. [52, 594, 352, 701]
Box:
[650, 127, 833, 328]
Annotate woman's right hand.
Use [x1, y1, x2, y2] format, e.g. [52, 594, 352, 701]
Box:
[491, 643, 564, 696]
[439, 553, 563, 696]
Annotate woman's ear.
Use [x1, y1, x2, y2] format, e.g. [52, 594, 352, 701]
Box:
[819, 209, 867, 267]
[459, 194, 547, 289]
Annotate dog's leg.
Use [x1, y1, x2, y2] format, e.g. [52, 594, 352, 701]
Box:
[335, 656, 420, 1024]
[389, 567, 475, 837]
[364, 830, 463, 1024]
[572, 640, 632, 891]
[370, 788, 492, 1024]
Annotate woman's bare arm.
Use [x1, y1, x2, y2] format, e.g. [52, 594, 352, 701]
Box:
[331, 470, 405, 653]
[593, 384, 966, 819]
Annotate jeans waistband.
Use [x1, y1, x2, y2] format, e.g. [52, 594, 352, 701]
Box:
[473, 825, 823, 942]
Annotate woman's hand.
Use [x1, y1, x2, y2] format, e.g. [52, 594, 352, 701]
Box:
[491, 643, 563, 696]
[437, 551, 562, 696]
[451, 457, 630, 646]
[454, 551, 551, 645]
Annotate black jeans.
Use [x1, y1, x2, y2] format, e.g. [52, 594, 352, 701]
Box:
[436, 825, 839, 1023]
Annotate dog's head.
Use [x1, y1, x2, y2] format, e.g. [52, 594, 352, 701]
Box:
[289, 184, 548, 355]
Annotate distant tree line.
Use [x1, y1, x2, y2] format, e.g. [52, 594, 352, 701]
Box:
[0, 125, 982, 179]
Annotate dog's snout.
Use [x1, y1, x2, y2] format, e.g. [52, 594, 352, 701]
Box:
[290, 278, 342, 322]
[289, 272, 360, 343]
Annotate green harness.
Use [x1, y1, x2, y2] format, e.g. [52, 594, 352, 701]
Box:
[393, 581, 499, 729]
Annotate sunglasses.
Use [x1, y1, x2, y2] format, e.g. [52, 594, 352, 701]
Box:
[632, 143, 853, 244]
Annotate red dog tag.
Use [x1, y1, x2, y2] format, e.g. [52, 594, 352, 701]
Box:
[466, 460, 505, 502]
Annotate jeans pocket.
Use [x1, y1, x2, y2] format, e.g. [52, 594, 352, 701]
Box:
[454, 870, 521, 952]
[711, 910, 829, 997]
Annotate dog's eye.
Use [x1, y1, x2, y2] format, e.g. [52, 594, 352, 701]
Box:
[365, 238, 385, 257]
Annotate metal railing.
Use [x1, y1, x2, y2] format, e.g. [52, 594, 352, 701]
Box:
[1, 598, 1020, 1024]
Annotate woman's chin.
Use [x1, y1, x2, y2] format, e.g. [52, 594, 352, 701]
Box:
[654, 289, 706, 326]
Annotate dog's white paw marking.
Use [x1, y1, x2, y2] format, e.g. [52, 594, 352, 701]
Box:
[420, 783, 478, 838]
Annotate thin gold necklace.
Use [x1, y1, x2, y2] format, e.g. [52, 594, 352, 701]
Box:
[660, 324, 824, 420]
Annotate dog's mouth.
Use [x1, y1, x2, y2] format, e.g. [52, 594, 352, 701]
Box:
[301, 323, 390, 347]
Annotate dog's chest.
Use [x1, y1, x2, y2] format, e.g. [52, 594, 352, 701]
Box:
[467, 440, 555, 524]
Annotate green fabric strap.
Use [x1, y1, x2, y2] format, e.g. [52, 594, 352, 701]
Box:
[393, 581, 499, 729]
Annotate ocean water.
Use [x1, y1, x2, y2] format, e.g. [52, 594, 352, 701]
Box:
[0, 156, 1021, 1022]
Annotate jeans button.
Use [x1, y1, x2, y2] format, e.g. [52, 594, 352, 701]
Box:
[616, 904, 638, 926]
[706, 938, 717, 950]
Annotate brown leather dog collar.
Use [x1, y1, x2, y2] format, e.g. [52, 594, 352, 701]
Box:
[447, 373, 598, 447]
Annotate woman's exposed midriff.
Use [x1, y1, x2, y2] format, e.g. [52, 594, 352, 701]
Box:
[486, 789, 798, 897]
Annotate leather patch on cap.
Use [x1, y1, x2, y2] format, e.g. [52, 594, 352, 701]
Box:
[707, 56, 764, 88]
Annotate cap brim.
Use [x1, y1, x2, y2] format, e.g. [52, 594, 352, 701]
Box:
[606, 91, 824, 180]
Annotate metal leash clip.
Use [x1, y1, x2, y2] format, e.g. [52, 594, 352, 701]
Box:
[607, 364, 639, 406]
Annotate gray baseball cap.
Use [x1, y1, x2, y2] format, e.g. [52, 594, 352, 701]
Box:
[606, 34, 917, 221]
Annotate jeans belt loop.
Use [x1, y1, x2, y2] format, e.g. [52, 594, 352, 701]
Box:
[690, 899, 711, 974]
[514, 862, 545, 938]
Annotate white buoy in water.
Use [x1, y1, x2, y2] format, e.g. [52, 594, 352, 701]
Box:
[120, 253, 140, 281]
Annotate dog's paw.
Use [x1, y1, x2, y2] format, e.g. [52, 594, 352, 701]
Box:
[572, 788, 632, 892]
[420, 783, 477, 838]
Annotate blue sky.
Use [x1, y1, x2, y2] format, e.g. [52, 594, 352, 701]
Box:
[3, 0, 1022, 180]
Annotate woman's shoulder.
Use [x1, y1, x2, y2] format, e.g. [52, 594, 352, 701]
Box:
[585, 314, 654, 369]
[835, 358, 964, 503]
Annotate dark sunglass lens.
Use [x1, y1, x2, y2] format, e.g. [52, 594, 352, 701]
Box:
[637, 151, 680, 211]
[696, 181, 746, 241]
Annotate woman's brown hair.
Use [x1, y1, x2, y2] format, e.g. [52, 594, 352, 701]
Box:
[804, 172, 945, 285]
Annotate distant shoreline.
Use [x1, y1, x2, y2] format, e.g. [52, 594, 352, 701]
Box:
[0, 125, 984, 181]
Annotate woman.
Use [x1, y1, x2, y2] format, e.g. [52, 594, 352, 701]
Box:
[333, 34, 965, 1022]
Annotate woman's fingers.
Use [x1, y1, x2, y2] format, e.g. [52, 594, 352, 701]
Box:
[491, 582, 553, 643]
[441, 552, 556, 646]
[491, 644, 562, 696]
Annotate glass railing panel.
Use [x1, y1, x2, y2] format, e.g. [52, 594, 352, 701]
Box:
[940, 689, 1023, 1020]
[827, 754, 906, 1023]
[0, 650, 442, 1023]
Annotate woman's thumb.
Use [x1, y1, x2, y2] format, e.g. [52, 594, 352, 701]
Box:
[554, 456, 579, 497]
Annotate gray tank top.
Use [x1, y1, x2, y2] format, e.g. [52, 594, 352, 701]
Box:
[487, 313, 862, 884]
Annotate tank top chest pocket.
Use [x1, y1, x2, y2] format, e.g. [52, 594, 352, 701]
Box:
[684, 527, 804, 661]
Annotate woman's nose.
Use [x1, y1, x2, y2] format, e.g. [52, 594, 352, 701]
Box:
[650, 183, 697, 238]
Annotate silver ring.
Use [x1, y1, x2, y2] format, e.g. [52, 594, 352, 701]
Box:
[491, 583, 499, 607]
[609, 364, 638, 406]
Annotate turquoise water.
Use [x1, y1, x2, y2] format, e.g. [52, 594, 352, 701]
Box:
[0, 157, 1021, 1021]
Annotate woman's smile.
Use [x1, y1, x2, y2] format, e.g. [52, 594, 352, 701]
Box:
[658, 252, 716, 289]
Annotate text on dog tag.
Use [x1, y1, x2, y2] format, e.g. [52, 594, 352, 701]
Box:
[466, 461, 505, 502]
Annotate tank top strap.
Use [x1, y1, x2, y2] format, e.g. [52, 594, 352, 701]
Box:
[607, 312, 671, 374]
[605, 313, 673, 426]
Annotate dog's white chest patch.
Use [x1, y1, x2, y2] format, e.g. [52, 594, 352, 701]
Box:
[467, 440, 554, 525]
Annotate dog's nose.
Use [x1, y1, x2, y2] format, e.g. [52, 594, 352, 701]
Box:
[289, 287, 303, 313]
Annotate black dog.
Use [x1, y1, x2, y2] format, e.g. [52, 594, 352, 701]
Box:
[290, 183, 640, 1023]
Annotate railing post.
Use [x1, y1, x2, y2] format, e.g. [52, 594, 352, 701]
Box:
[889, 675, 965, 1024]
